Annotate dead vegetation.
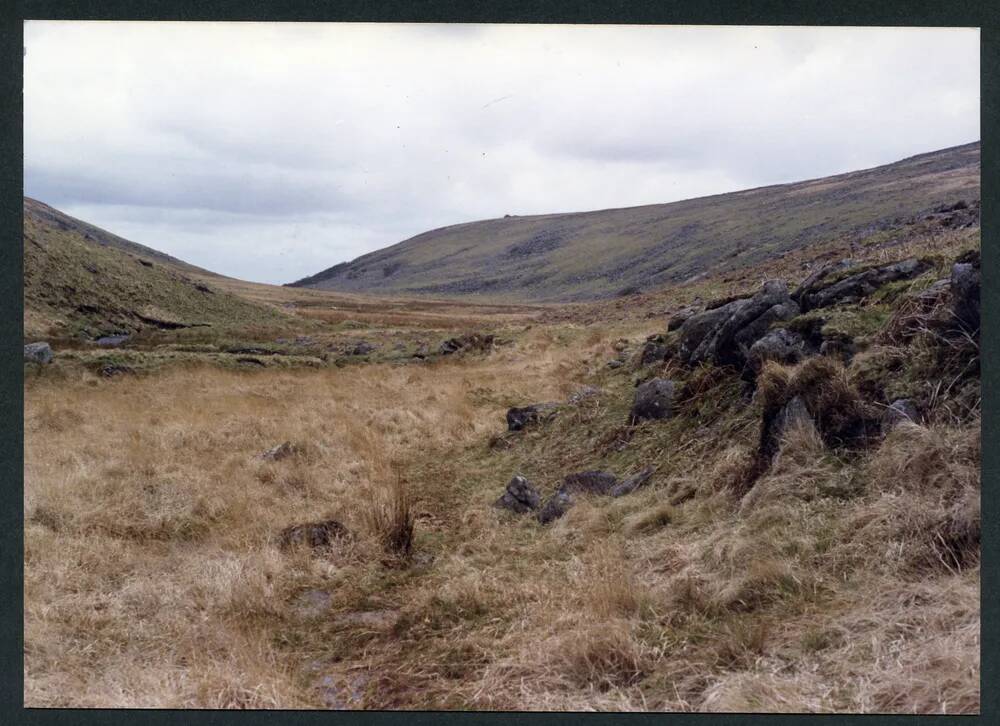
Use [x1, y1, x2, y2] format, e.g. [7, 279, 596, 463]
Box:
[23, 227, 980, 712]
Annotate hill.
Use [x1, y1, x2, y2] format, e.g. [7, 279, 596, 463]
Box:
[23, 197, 291, 340]
[290, 142, 980, 302]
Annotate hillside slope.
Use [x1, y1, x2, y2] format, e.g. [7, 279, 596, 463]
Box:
[291, 142, 980, 302]
[23, 198, 290, 339]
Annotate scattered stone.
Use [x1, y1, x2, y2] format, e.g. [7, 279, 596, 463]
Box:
[295, 335, 315, 346]
[24, 342, 53, 364]
[494, 475, 542, 514]
[609, 468, 655, 498]
[629, 377, 676, 423]
[439, 333, 496, 355]
[349, 341, 376, 356]
[506, 402, 560, 431]
[258, 441, 296, 461]
[798, 257, 931, 311]
[883, 399, 919, 431]
[561, 470, 618, 495]
[747, 328, 805, 373]
[951, 251, 980, 332]
[277, 519, 351, 551]
[607, 358, 625, 369]
[537, 490, 574, 524]
[194, 283, 214, 294]
[95, 334, 129, 348]
[667, 305, 700, 331]
[99, 363, 134, 377]
[611, 338, 629, 352]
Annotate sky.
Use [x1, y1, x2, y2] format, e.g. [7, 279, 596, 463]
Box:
[23, 22, 980, 284]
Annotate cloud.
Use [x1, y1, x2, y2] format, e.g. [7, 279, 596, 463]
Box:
[24, 22, 980, 284]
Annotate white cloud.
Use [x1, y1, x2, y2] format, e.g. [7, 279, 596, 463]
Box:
[24, 22, 980, 284]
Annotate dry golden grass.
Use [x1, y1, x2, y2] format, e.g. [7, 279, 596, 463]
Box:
[23, 283, 980, 712]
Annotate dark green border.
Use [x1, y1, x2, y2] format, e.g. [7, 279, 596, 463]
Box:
[3, 1, 996, 724]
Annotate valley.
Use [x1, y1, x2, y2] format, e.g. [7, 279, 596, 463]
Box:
[22, 147, 981, 712]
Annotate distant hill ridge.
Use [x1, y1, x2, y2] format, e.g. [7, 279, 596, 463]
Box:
[289, 141, 981, 302]
[23, 197, 288, 339]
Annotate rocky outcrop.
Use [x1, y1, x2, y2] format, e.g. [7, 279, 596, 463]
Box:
[506, 402, 560, 431]
[797, 258, 931, 312]
[494, 475, 542, 514]
[24, 342, 53, 364]
[747, 328, 805, 373]
[678, 280, 799, 369]
[668, 305, 700, 331]
[629, 378, 676, 423]
[792, 259, 856, 304]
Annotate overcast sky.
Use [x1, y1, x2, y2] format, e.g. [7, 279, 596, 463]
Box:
[24, 22, 979, 284]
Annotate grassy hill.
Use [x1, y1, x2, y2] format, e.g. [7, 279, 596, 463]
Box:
[23, 197, 291, 340]
[290, 142, 980, 302]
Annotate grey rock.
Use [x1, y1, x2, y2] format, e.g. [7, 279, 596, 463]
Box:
[561, 470, 618, 495]
[506, 402, 560, 431]
[494, 475, 542, 514]
[607, 358, 625, 369]
[819, 335, 856, 362]
[777, 396, 814, 438]
[638, 336, 668, 367]
[629, 377, 676, 423]
[799, 258, 931, 311]
[884, 399, 919, 431]
[667, 305, 700, 331]
[951, 255, 980, 332]
[349, 341, 376, 356]
[792, 259, 856, 303]
[24, 342, 53, 364]
[747, 328, 805, 373]
[95, 334, 129, 347]
[439, 333, 496, 355]
[609, 468, 655, 498]
[537, 490, 574, 524]
[678, 280, 799, 368]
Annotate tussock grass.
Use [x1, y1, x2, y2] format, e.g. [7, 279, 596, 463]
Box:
[24, 247, 980, 712]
